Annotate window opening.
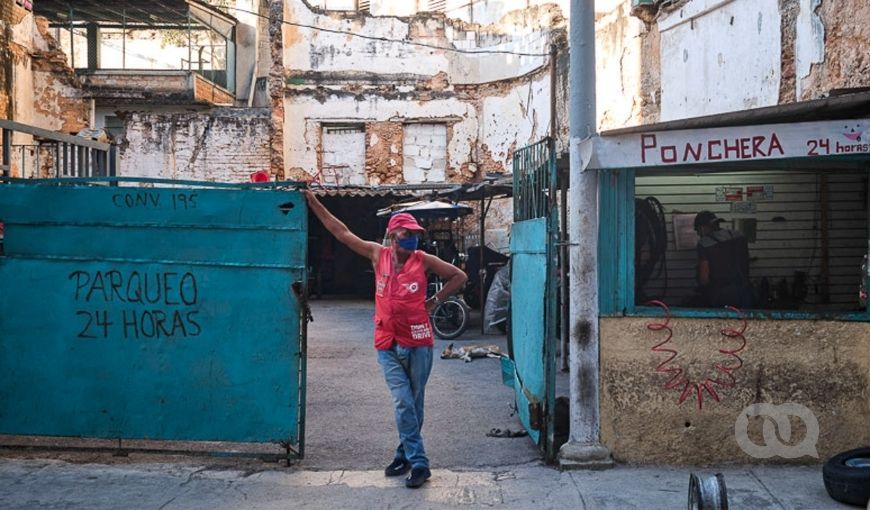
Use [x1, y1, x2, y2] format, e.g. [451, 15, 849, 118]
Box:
[634, 169, 869, 315]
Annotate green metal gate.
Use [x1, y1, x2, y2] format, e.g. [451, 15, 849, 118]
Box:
[506, 139, 559, 461]
[0, 178, 307, 459]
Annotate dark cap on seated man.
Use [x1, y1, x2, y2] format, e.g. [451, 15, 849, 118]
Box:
[694, 210, 724, 232]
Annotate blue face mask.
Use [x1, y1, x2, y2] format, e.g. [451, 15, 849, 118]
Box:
[397, 236, 419, 251]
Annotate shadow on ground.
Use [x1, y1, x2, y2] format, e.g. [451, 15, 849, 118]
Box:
[303, 299, 546, 471]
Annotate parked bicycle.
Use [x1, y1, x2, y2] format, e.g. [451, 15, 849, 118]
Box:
[428, 278, 469, 340]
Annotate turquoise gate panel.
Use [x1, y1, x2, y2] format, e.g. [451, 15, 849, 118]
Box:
[0, 182, 306, 451]
[509, 138, 558, 461]
[509, 218, 548, 446]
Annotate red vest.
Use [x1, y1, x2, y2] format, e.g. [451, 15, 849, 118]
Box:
[373, 248, 434, 350]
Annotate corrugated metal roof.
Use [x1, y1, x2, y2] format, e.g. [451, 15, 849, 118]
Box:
[310, 179, 515, 201]
[311, 185, 435, 199]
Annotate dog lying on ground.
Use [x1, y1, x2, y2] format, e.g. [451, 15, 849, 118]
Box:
[440, 343, 502, 362]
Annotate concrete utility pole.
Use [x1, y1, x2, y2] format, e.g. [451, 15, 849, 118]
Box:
[559, 0, 612, 469]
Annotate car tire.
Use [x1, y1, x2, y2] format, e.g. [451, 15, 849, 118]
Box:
[823, 446, 870, 507]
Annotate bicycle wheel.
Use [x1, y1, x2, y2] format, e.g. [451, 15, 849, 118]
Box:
[431, 299, 468, 340]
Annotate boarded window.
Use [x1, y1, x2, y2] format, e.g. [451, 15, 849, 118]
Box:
[403, 123, 447, 184]
[321, 124, 367, 186]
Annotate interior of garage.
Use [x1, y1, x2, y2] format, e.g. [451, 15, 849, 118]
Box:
[634, 168, 868, 312]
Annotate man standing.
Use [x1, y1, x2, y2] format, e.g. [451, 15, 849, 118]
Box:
[304, 191, 467, 488]
[694, 210, 752, 308]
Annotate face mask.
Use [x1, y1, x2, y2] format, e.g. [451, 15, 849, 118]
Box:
[397, 236, 419, 251]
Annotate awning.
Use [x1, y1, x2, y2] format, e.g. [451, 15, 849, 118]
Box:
[376, 200, 474, 219]
[586, 92, 870, 171]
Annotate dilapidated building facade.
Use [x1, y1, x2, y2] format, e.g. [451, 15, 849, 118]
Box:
[2, 0, 869, 465]
[4, 0, 868, 182]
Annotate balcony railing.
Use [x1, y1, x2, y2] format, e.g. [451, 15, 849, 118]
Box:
[0, 120, 117, 179]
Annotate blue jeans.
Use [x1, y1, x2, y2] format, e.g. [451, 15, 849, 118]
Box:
[377, 343, 433, 469]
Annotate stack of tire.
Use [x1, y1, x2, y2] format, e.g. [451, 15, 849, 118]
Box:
[823, 447, 870, 507]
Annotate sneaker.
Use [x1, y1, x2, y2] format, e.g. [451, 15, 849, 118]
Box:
[384, 458, 410, 477]
[404, 467, 431, 488]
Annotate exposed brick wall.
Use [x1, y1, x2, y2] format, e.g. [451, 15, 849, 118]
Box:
[119, 108, 271, 182]
[0, 0, 28, 25]
[0, 23, 13, 120]
[0, 0, 31, 121]
[365, 121, 403, 185]
[31, 17, 88, 133]
[778, 0, 800, 103]
[799, 0, 870, 100]
[193, 73, 235, 105]
[268, 0, 285, 178]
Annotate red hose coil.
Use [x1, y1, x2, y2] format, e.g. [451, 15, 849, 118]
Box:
[647, 302, 747, 410]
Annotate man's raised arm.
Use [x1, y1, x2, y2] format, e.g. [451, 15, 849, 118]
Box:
[303, 190, 381, 263]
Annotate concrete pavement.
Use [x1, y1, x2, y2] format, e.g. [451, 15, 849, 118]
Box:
[0, 457, 852, 509]
[0, 300, 856, 509]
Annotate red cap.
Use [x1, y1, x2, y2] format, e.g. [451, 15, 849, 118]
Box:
[387, 213, 425, 235]
[249, 170, 270, 183]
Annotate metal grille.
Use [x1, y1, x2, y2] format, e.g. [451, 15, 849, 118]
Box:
[357, 0, 371, 12]
[323, 124, 365, 135]
[512, 137, 556, 222]
[428, 0, 447, 12]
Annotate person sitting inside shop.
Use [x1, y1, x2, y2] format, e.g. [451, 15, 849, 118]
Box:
[694, 211, 753, 308]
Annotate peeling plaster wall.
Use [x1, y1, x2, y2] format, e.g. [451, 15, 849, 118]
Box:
[119, 108, 271, 182]
[645, 0, 868, 121]
[283, 1, 562, 186]
[796, 0, 870, 101]
[479, 71, 552, 172]
[465, 0, 570, 26]
[600, 317, 870, 464]
[794, 0, 824, 100]
[658, 0, 781, 120]
[285, 95, 479, 184]
[596, 0, 660, 130]
[287, 2, 552, 85]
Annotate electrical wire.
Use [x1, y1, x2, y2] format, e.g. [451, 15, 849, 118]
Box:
[221, 5, 551, 57]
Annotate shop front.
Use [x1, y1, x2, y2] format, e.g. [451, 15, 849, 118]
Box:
[587, 105, 870, 463]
